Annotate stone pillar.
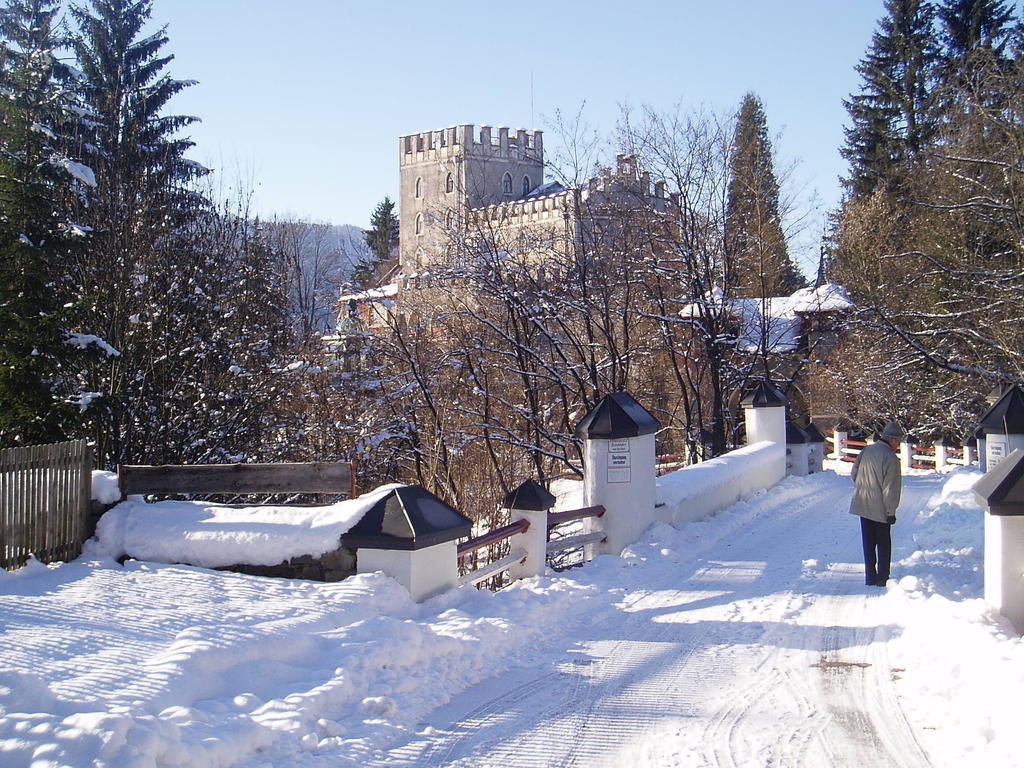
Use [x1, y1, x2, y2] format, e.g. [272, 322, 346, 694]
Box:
[974, 449, 1024, 634]
[786, 422, 810, 477]
[741, 381, 788, 486]
[502, 479, 556, 581]
[977, 386, 1024, 473]
[804, 424, 826, 474]
[899, 440, 913, 472]
[831, 430, 847, 461]
[575, 392, 659, 557]
[356, 543, 457, 602]
[342, 485, 472, 603]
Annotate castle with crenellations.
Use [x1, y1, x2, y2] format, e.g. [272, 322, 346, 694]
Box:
[341, 123, 677, 323]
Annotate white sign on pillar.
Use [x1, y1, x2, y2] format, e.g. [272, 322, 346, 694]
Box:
[988, 435, 1008, 471]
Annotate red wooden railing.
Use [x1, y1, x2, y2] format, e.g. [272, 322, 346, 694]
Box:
[458, 517, 530, 558]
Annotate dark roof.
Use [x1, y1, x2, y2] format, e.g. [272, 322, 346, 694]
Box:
[803, 423, 826, 443]
[977, 386, 1024, 435]
[342, 486, 472, 550]
[973, 449, 1024, 516]
[740, 381, 788, 409]
[502, 479, 556, 511]
[575, 392, 660, 440]
[524, 181, 566, 198]
[786, 421, 810, 444]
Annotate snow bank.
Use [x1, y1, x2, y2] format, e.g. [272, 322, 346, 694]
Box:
[91, 483, 403, 568]
[656, 441, 785, 525]
[90, 470, 120, 505]
[0, 558, 596, 768]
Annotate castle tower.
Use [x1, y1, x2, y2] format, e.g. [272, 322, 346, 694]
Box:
[398, 124, 544, 273]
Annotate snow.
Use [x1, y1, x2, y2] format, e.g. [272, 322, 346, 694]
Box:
[338, 283, 399, 303]
[54, 157, 97, 188]
[91, 483, 404, 568]
[679, 282, 854, 353]
[2, 466, 1022, 767]
[65, 332, 120, 357]
[90, 470, 120, 505]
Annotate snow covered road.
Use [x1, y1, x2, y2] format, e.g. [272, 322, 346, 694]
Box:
[382, 472, 934, 768]
[2, 465, 1021, 767]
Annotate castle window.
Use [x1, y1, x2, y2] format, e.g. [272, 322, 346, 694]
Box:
[522, 175, 531, 196]
[415, 213, 423, 235]
[445, 209, 454, 228]
[415, 177, 422, 198]
[415, 248, 424, 269]
[445, 173, 454, 193]
[502, 172, 512, 195]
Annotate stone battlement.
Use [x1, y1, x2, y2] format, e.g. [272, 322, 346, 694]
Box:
[471, 188, 570, 226]
[400, 124, 543, 165]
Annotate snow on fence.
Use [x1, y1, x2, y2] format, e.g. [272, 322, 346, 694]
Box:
[655, 442, 786, 526]
[1, 440, 92, 570]
[826, 430, 976, 472]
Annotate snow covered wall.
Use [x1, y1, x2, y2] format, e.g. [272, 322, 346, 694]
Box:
[655, 441, 786, 526]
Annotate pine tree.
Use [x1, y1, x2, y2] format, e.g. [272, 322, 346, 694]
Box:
[841, 0, 939, 199]
[935, 0, 1020, 113]
[0, 0, 87, 445]
[69, 0, 209, 464]
[354, 196, 398, 287]
[725, 93, 805, 299]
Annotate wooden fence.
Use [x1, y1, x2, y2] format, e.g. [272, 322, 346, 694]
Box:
[1, 440, 92, 570]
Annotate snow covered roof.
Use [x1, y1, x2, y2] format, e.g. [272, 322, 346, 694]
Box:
[679, 283, 854, 353]
[338, 283, 399, 303]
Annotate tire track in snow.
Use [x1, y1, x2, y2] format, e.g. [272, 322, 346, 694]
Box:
[379, 472, 936, 767]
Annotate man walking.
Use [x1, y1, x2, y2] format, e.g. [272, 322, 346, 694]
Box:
[850, 422, 904, 586]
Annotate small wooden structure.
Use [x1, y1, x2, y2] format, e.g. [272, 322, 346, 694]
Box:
[118, 461, 356, 500]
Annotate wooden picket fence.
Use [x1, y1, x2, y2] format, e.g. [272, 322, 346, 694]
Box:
[1, 440, 92, 570]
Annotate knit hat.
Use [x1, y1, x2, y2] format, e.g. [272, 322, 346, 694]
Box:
[880, 421, 904, 440]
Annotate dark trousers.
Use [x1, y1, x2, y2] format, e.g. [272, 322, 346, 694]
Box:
[860, 517, 892, 584]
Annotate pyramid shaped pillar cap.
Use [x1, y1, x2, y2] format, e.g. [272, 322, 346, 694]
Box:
[502, 479, 556, 511]
[342, 485, 472, 551]
[978, 385, 1024, 436]
[974, 449, 1024, 515]
[575, 392, 660, 440]
[741, 380, 788, 409]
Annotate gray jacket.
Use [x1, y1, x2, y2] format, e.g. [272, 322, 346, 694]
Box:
[849, 440, 902, 523]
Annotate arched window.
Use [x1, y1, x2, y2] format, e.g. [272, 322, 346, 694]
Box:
[502, 172, 512, 195]
[445, 209, 455, 228]
[415, 177, 422, 198]
[415, 213, 423, 235]
[415, 249, 424, 269]
[522, 175, 531, 196]
[445, 173, 454, 193]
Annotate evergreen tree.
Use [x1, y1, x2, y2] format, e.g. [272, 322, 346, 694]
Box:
[935, 0, 1020, 113]
[0, 0, 86, 445]
[69, 0, 209, 464]
[841, 0, 939, 199]
[938, 0, 1017, 59]
[725, 92, 805, 299]
[354, 196, 398, 287]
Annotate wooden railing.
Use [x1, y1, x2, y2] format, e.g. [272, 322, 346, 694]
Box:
[457, 518, 531, 588]
[827, 430, 976, 471]
[2, 440, 92, 570]
[546, 504, 606, 557]
[457, 503, 608, 588]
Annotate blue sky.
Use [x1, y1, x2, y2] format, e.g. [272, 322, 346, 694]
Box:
[154, 0, 885, 271]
